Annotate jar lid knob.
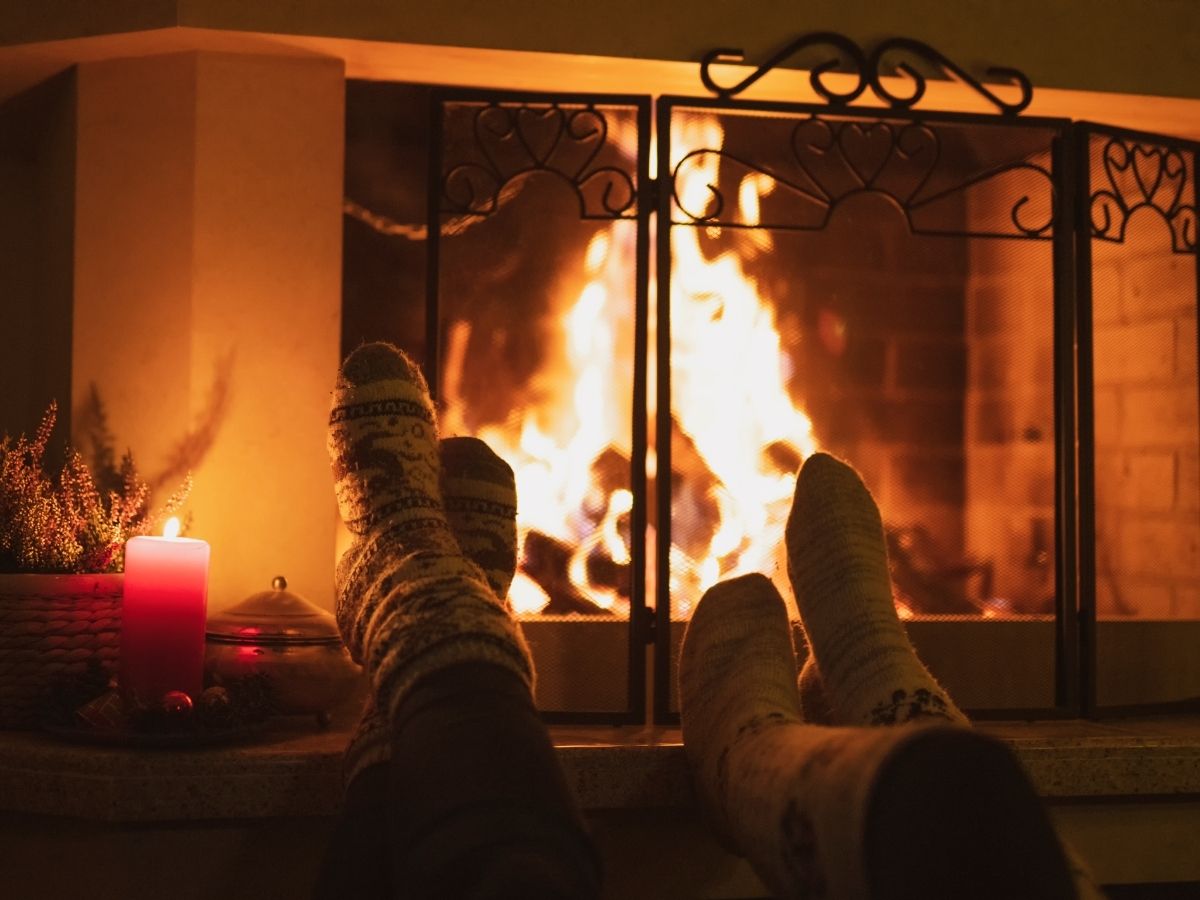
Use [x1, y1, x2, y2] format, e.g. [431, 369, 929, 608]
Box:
[272, 575, 288, 590]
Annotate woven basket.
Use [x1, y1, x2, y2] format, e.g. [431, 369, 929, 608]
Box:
[0, 573, 123, 729]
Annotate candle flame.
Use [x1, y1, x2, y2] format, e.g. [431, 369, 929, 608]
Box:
[162, 517, 182, 539]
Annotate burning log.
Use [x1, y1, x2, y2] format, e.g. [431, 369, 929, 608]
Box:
[885, 525, 992, 616]
[762, 439, 803, 477]
[521, 529, 611, 615]
[588, 446, 629, 499]
[665, 417, 721, 559]
[585, 546, 631, 596]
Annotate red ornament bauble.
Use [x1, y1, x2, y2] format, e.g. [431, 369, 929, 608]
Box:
[161, 690, 194, 717]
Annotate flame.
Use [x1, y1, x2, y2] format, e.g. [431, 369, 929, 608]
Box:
[665, 115, 816, 612]
[443, 112, 817, 619]
[162, 516, 182, 539]
[445, 223, 636, 617]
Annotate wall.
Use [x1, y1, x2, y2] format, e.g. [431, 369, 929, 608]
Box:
[0, 52, 345, 612]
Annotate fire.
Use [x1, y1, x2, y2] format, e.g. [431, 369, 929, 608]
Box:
[443, 111, 817, 618]
[444, 221, 636, 616]
[665, 116, 817, 613]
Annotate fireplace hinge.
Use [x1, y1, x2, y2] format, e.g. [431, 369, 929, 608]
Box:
[644, 177, 660, 210]
[640, 612, 657, 644]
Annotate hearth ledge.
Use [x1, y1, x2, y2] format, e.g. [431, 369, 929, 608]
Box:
[1, 716, 1198, 823]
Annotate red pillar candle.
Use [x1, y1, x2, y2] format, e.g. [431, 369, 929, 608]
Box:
[119, 518, 210, 704]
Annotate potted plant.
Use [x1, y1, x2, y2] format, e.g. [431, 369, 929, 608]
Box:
[0, 403, 189, 728]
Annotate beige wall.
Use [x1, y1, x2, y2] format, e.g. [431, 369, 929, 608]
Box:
[71, 51, 344, 611]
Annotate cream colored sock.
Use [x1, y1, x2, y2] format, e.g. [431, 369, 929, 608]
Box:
[681, 574, 941, 897]
[680, 573, 1080, 900]
[786, 452, 968, 727]
[328, 343, 532, 729]
[787, 452, 1104, 897]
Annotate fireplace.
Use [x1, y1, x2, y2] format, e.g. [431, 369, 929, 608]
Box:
[340, 34, 1200, 724]
[0, 11, 1194, 726]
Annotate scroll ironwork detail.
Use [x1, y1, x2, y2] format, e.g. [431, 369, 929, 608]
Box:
[440, 103, 637, 221]
[670, 116, 1055, 240]
[700, 32, 1033, 116]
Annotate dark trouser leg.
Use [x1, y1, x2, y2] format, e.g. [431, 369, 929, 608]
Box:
[314, 763, 391, 900]
[389, 662, 600, 900]
[315, 662, 600, 900]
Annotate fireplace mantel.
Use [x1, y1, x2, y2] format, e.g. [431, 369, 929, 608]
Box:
[2, 1, 1199, 102]
[0, 5, 1198, 135]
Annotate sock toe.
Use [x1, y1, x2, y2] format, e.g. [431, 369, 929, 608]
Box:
[338, 341, 429, 390]
[440, 437, 519, 599]
[328, 342, 442, 535]
[680, 573, 800, 722]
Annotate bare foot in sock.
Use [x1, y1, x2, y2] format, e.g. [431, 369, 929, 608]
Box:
[786, 452, 968, 727]
[784, 452, 1098, 897]
[327, 342, 532, 722]
[679, 573, 1078, 900]
[343, 434, 521, 784]
[440, 436, 518, 601]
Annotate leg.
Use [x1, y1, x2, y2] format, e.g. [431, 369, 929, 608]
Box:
[679, 453, 1084, 899]
[315, 343, 599, 900]
[790, 453, 1105, 899]
[340, 434, 523, 791]
[389, 661, 598, 900]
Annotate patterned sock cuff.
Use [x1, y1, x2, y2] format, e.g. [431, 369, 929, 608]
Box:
[369, 585, 535, 721]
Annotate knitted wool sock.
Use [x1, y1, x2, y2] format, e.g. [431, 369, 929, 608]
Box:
[328, 343, 532, 734]
[786, 452, 1103, 898]
[679, 572, 883, 896]
[343, 434, 521, 784]
[440, 436, 519, 600]
[679, 573, 1078, 900]
[786, 452, 968, 728]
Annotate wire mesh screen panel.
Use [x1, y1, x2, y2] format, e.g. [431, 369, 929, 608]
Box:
[1083, 126, 1200, 711]
[657, 101, 1068, 720]
[430, 93, 650, 722]
[345, 37, 1200, 724]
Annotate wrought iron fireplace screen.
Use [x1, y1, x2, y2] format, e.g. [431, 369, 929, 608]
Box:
[418, 34, 1200, 724]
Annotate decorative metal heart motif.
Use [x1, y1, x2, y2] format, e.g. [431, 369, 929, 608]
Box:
[1103, 141, 1186, 213]
[1131, 146, 1164, 203]
[837, 122, 894, 187]
[516, 107, 565, 167]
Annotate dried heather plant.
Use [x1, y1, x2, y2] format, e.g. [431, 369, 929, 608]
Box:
[0, 403, 191, 575]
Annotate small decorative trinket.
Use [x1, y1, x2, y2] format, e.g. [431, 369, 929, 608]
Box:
[161, 690, 194, 719]
[206, 576, 359, 728]
[75, 691, 129, 731]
